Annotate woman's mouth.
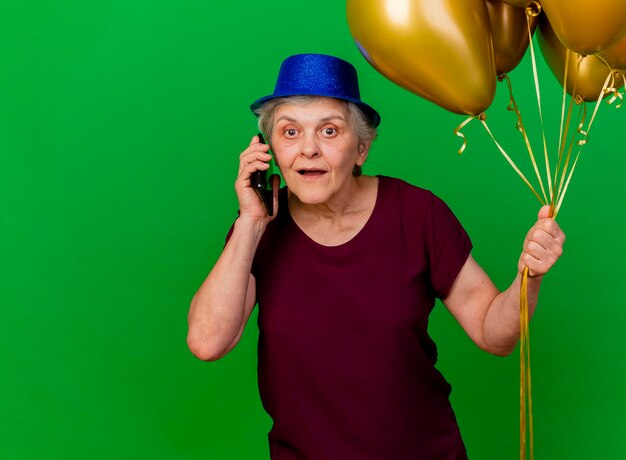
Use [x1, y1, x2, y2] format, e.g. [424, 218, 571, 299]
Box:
[297, 169, 326, 178]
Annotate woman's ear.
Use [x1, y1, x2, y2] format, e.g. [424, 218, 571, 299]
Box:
[356, 141, 371, 165]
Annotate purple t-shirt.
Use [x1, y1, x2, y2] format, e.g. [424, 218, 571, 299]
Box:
[244, 176, 472, 459]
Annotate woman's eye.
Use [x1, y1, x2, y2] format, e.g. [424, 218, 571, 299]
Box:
[285, 128, 297, 137]
[323, 127, 336, 136]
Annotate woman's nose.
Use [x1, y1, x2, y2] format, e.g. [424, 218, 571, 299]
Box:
[300, 133, 320, 158]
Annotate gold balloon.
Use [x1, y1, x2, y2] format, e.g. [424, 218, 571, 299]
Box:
[540, 0, 626, 54]
[486, 0, 539, 74]
[500, 0, 533, 7]
[601, 35, 626, 69]
[347, 0, 496, 115]
[538, 17, 624, 101]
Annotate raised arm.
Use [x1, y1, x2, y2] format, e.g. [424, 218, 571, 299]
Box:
[187, 135, 278, 361]
[442, 205, 565, 356]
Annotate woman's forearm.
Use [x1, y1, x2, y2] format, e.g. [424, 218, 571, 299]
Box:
[187, 216, 266, 360]
[483, 272, 543, 356]
[482, 205, 565, 356]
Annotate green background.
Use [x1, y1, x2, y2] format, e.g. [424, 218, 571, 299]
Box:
[2, 1, 624, 458]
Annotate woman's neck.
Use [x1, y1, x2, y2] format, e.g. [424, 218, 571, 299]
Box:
[286, 175, 379, 247]
[288, 175, 375, 222]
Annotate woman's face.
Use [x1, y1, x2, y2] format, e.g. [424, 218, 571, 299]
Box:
[270, 97, 368, 206]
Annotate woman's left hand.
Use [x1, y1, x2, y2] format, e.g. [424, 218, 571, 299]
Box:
[518, 205, 566, 278]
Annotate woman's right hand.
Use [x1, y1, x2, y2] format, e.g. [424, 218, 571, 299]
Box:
[235, 135, 280, 222]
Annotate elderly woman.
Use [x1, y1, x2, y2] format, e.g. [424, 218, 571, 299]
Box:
[187, 54, 565, 459]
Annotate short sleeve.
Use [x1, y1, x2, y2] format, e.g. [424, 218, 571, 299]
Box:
[425, 193, 472, 299]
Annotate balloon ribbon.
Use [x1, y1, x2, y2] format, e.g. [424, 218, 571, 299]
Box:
[520, 266, 532, 460]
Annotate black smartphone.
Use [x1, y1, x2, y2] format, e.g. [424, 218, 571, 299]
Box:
[250, 133, 273, 216]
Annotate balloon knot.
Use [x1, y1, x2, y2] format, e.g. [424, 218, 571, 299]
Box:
[477, 113, 486, 121]
[526, 1, 542, 17]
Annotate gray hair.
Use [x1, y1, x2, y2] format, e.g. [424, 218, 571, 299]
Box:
[254, 96, 378, 176]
